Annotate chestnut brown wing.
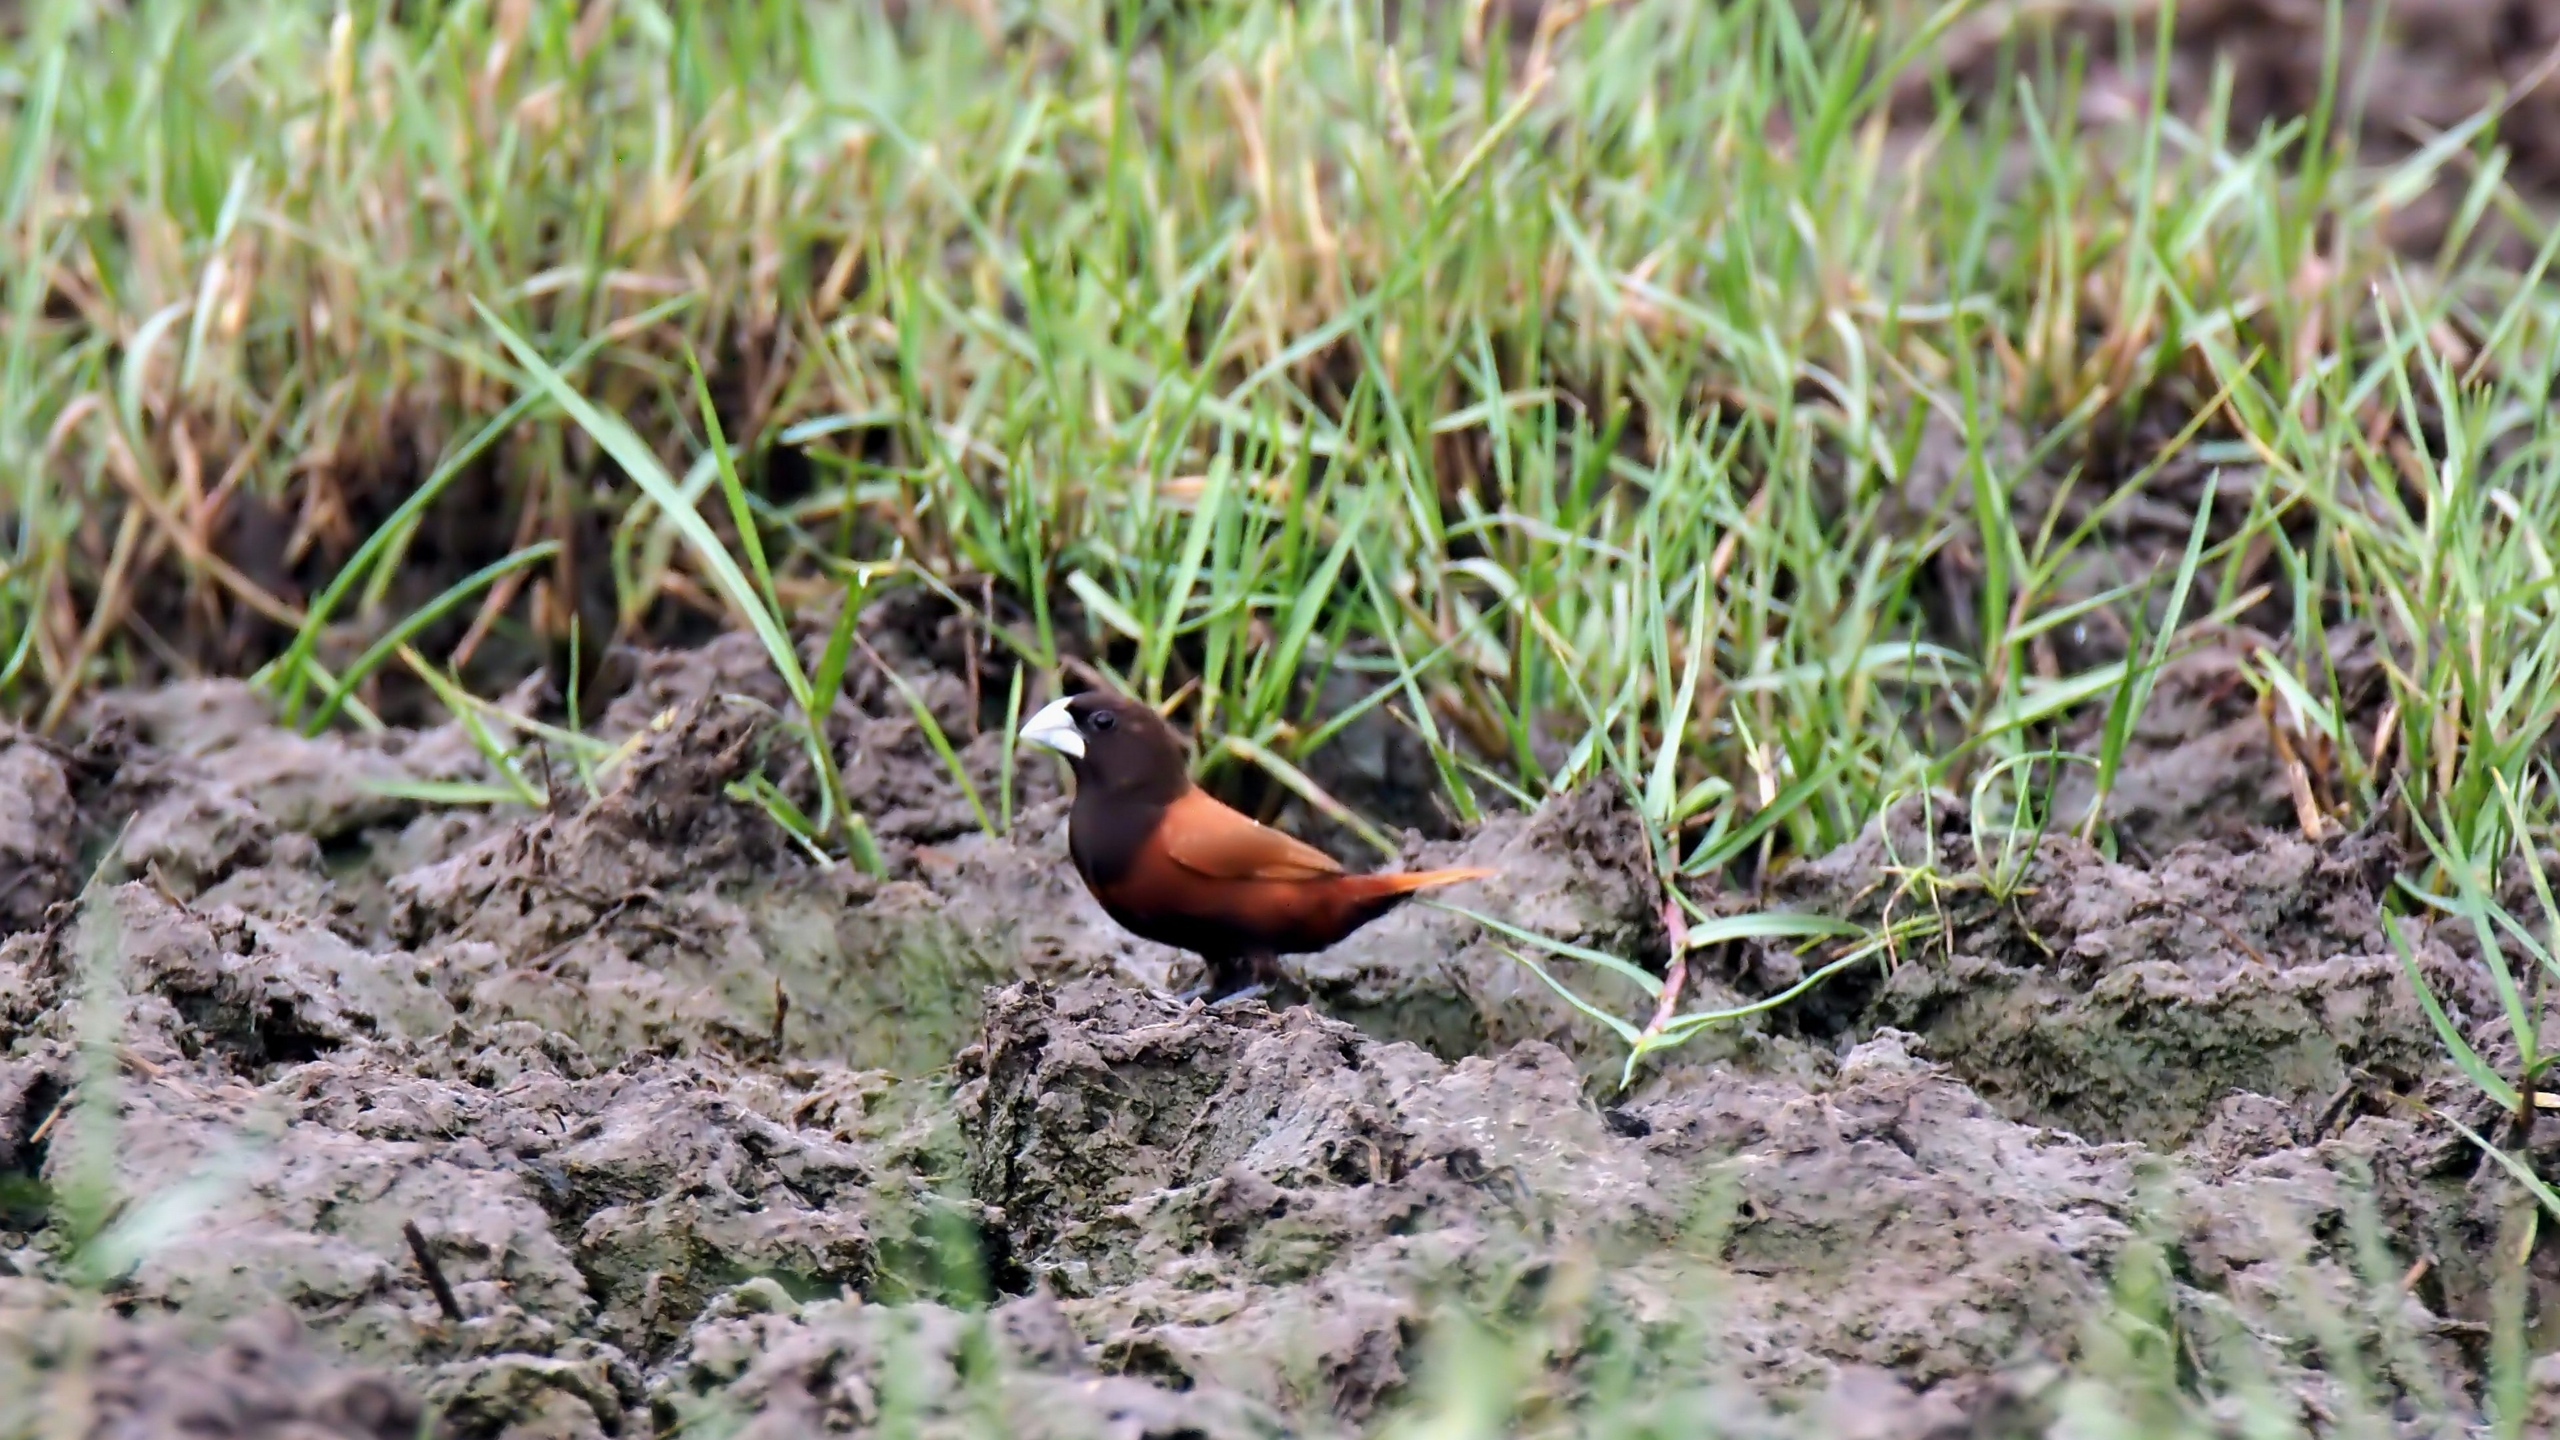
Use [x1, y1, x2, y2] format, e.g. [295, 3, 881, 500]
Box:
[1155, 787, 1345, 882]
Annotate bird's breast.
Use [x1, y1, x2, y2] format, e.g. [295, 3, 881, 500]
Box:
[1066, 792, 1157, 889]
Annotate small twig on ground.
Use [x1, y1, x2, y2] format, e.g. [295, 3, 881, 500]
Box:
[2311, 1075, 2361, 1138]
[2261, 689, 2331, 840]
[534, 737, 560, 812]
[24, 1099, 65, 1149]
[1642, 899, 1692, 1040]
[403, 1219, 466, 1323]
[965, 575, 990, 736]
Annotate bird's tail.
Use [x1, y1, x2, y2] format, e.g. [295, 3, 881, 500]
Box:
[1334, 865, 1498, 937]
[1361, 865, 1496, 897]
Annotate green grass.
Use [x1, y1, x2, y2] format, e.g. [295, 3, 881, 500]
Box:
[11, 0, 2560, 1431]
[10, 0, 2556, 863]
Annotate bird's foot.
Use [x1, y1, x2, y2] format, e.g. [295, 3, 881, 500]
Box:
[1169, 980, 1270, 1007]
[1172, 955, 1299, 1011]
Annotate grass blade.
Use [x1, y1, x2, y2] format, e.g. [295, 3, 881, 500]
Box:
[475, 301, 807, 711]
[304, 542, 560, 734]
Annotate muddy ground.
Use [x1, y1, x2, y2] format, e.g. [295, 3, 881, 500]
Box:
[14, 3, 2560, 1435]
[2, 612, 2558, 1439]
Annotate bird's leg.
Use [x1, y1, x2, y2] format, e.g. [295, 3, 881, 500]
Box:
[1178, 952, 1292, 1008]
[1215, 953, 1302, 1010]
[1170, 953, 1240, 1005]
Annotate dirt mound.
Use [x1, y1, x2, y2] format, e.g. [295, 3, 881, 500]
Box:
[1748, 797, 2467, 1149]
[0, 882, 951, 1437]
[0, 737, 80, 933]
[953, 978, 2487, 1433]
[656, 1287, 1288, 1439]
[1295, 782, 1674, 1071]
[0, 1282, 422, 1440]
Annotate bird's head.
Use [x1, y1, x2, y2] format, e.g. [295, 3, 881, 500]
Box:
[1018, 691, 1192, 801]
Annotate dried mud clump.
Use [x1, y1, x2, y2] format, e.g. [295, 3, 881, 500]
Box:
[374, 706, 970, 1072]
[654, 1286, 1287, 1439]
[0, 736, 79, 936]
[1758, 798, 2466, 1148]
[1295, 784, 1740, 1080]
[0, 883, 916, 1438]
[958, 979, 1665, 1420]
[71, 683, 498, 912]
[0, 1282, 423, 1440]
[956, 982, 2490, 1433]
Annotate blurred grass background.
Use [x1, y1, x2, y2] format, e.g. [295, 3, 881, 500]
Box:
[20, 0, 2556, 868]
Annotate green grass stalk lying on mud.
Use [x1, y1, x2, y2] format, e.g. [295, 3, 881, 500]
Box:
[12, 0, 2560, 1432]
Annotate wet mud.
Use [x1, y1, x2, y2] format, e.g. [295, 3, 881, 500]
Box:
[0, 604, 2550, 1438]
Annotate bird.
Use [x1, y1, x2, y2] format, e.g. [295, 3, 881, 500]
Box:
[1017, 690, 1493, 1004]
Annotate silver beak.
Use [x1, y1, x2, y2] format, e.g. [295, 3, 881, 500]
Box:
[1018, 695, 1083, 761]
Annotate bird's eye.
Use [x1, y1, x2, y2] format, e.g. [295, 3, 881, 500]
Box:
[1089, 710, 1117, 732]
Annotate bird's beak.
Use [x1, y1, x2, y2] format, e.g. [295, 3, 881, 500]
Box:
[1018, 695, 1084, 761]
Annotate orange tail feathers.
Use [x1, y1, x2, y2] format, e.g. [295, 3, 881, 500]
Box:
[1362, 865, 1496, 897]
